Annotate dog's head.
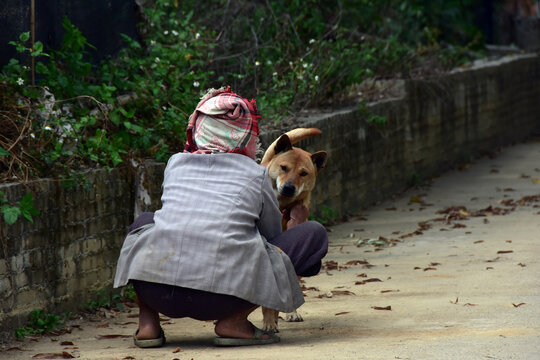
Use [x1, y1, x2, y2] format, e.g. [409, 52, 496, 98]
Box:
[266, 134, 327, 207]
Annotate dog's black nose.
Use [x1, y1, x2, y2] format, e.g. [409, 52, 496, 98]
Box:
[281, 184, 296, 197]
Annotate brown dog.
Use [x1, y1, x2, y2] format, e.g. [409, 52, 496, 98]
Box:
[260, 128, 327, 332]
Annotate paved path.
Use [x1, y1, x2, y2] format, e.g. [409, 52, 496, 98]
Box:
[2, 139, 540, 359]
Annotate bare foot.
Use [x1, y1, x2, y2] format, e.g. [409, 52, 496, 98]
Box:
[215, 319, 270, 340]
[136, 295, 161, 340]
[214, 305, 270, 340]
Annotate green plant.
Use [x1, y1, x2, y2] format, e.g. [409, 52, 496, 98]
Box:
[310, 205, 339, 226]
[86, 285, 135, 311]
[0, 191, 40, 225]
[0, 1, 485, 184]
[15, 309, 67, 339]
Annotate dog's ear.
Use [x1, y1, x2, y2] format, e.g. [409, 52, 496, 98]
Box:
[311, 151, 327, 172]
[274, 134, 293, 154]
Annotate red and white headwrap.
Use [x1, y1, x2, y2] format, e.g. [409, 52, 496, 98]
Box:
[184, 86, 260, 158]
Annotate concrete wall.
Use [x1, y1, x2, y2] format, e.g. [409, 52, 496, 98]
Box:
[1, 54, 540, 338]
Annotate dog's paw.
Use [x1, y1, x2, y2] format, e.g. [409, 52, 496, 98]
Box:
[285, 311, 303, 322]
[262, 320, 279, 333]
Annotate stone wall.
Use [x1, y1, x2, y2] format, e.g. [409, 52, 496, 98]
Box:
[1, 53, 540, 338]
[0, 167, 137, 338]
[259, 54, 540, 217]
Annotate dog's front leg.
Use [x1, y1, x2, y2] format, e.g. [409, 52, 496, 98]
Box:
[261, 307, 280, 332]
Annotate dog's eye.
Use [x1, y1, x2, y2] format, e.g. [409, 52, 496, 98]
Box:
[300, 171, 308, 177]
[281, 165, 288, 172]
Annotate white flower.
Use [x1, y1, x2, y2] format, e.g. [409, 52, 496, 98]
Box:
[272, 72, 278, 77]
[255, 61, 261, 67]
[154, 57, 160, 63]
[16, 77, 24, 85]
[195, 32, 200, 39]
[309, 38, 316, 44]
[303, 63, 308, 68]
[150, 40, 156, 46]
[172, 30, 179, 36]
[315, 75, 319, 81]
[193, 81, 200, 88]
[43, 125, 52, 131]
[162, 106, 167, 111]
[30, 133, 36, 139]
[266, 60, 272, 65]
[163, 30, 169, 35]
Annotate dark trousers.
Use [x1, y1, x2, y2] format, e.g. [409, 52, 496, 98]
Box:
[129, 212, 328, 320]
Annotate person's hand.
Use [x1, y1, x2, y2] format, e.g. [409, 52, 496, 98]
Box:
[284, 203, 309, 229]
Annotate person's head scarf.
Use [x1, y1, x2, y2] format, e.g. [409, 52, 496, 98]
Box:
[184, 86, 260, 159]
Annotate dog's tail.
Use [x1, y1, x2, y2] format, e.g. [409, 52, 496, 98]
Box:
[260, 128, 321, 166]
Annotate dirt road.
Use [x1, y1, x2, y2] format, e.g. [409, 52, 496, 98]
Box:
[2, 139, 540, 360]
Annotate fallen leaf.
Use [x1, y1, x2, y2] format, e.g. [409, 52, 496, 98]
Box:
[334, 312, 350, 316]
[7, 347, 24, 351]
[486, 267, 494, 270]
[95, 323, 109, 328]
[413, 266, 421, 270]
[59, 341, 74, 346]
[474, 240, 484, 244]
[423, 267, 437, 271]
[450, 297, 459, 304]
[532, 178, 540, 184]
[172, 347, 181, 353]
[497, 250, 513, 254]
[322, 260, 343, 271]
[486, 257, 500, 263]
[429, 262, 441, 266]
[463, 303, 477, 306]
[355, 278, 382, 285]
[372, 306, 392, 311]
[381, 290, 399, 293]
[32, 352, 75, 359]
[512, 303, 526, 308]
[345, 260, 370, 266]
[517, 263, 526, 267]
[122, 357, 136, 360]
[332, 290, 355, 296]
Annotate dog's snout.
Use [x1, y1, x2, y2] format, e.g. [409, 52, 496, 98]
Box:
[281, 184, 296, 197]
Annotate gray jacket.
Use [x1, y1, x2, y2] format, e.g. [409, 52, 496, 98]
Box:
[114, 152, 304, 313]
